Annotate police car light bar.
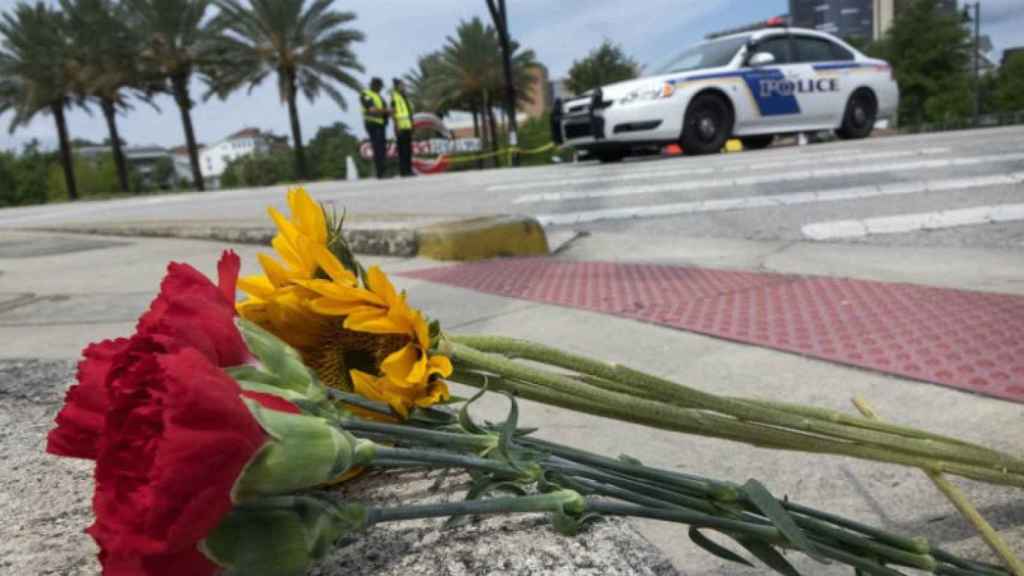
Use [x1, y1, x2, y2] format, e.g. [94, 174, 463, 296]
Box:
[705, 15, 789, 39]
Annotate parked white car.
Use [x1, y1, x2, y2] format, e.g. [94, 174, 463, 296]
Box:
[551, 21, 900, 161]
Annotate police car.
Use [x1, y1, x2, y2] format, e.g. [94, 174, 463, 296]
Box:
[551, 18, 899, 161]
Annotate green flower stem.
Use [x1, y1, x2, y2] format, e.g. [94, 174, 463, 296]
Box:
[447, 338, 1024, 485]
[365, 491, 581, 524]
[449, 345, 1024, 488]
[450, 335, 1021, 473]
[372, 446, 523, 478]
[339, 420, 497, 453]
[853, 397, 1024, 576]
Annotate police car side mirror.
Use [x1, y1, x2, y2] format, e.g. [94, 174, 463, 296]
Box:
[749, 52, 776, 67]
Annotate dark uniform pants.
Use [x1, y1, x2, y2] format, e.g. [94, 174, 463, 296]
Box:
[396, 130, 413, 176]
[366, 122, 387, 179]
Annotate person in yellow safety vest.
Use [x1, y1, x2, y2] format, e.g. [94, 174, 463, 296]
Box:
[361, 77, 391, 179]
[390, 78, 415, 177]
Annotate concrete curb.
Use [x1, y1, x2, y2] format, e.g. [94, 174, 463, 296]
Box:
[29, 214, 551, 261]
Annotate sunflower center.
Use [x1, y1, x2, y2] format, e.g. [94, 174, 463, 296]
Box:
[309, 320, 409, 391]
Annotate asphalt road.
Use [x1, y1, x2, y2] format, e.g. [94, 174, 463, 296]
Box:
[1, 125, 1023, 250]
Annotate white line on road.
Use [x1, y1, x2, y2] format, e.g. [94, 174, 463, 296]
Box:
[534, 172, 1024, 226]
[801, 203, 1024, 240]
[488, 147, 951, 192]
[515, 151, 1024, 204]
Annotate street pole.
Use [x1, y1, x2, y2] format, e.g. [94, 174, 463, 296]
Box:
[486, 0, 520, 167]
[973, 2, 981, 124]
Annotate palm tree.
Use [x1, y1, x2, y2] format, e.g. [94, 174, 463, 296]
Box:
[0, 2, 82, 200]
[124, 0, 217, 191]
[61, 0, 152, 194]
[209, 0, 365, 180]
[426, 18, 538, 159]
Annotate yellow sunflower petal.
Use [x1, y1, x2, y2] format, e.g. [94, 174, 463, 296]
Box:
[237, 274, 275, 298]
[268, 205, 302, 247]
[344, 309, 406, 334]
[288, 187, 328, 245]
[257, 253, 291, 288]
[310, 297, 371, 317]
[380, 343, 427, 386]
[365, 266, 401, 307]
[271, 234, 307, 274]
[413, 380, 450, 407]
[312, 244, 357, 286]
[427, 354, 454, 378]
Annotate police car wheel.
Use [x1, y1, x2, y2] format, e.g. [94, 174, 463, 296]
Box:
[837, 91, 876, 140]
[682, 93, 733, 155]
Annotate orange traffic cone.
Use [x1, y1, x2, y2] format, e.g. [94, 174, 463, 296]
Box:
[663, 143, 683, 156]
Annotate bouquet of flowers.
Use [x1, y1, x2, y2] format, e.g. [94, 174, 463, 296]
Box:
[47, 188, 1022, 576]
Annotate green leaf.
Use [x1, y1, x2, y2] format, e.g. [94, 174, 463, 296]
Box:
[551, 509, 603, 536]
[743, 479, 828, 564]
[458, 387, 489, 435]
[689, 528, 755, 567]
[735, 537, 802, 576]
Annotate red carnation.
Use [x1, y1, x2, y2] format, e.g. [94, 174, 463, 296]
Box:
[47, 251, 249, 460]
[87, 345, 298, 576]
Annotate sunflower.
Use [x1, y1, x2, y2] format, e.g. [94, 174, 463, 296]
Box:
[237, 187, 451, 418]
[301, 265, 453, 418]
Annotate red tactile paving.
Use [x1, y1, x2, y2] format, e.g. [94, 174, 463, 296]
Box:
[401, 259, 1024, 403]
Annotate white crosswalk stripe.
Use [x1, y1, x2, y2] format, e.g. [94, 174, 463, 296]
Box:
[488, 147, 951, 192]
[535, 172, 1024, 226]
[517, 151, 1024, 205]
[802, 203, 1024, 239]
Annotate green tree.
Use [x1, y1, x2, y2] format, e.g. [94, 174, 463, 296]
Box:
[46, 152, 120, 200]
[874, 0, 972, 126]
[565, 40, 639, 95]
[220, 150, 294, 188]
[3, 140, 51, 206]
[209, 0, 365, 181]
[425, 18, 537, 159]
[306, 122, 365, 180]
[60, 0, 152, 195]
[995, 52, 1024, 112]
[124, 0, 218, 191]
[0, 3, 82, 200]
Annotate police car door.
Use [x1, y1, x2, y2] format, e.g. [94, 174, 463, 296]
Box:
[739, 33, 802, 131]
[789, 35, 850, 127]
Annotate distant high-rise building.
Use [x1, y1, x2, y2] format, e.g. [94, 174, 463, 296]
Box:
[790, 0, 957, 41]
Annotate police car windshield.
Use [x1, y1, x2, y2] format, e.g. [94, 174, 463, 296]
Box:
[657, 35, 750, 74]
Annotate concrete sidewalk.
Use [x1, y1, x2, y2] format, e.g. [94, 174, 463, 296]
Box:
[0, 228, 1021, 575]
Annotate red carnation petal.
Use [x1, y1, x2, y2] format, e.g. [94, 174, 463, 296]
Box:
[136, 260, 250, 367]
[241, 390, 302, 414]
[90, 346, 267, 564]
[46, 338, 131, 459]
[217, 250, 241, 303]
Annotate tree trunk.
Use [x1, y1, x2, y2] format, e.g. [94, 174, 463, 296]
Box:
[286, 74, 308, 180]
[172, 74, 204, 191]
[101, 98, 130, 194]
[485, 96, 499, 168]
[472, 107, 483, 171]
[52, 103, 78, 201]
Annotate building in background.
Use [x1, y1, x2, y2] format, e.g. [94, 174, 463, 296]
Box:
[77, 144, 175, 189]
[1002, 47, 1024, 67]
[791, 0, 956, 41]
[173, 128, 283, 189]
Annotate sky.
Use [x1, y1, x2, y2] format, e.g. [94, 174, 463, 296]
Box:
[1, 0, 1022, 152]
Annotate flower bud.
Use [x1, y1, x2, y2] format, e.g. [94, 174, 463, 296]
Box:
[232, 399, 376, 501]
[201, 496, 368, 576]
[235, 318, 326, 404]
